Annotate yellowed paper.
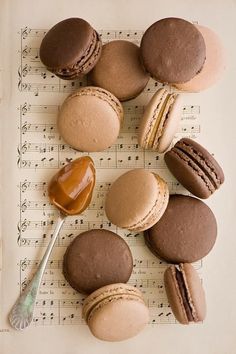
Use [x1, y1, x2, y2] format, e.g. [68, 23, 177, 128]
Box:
[1, 1, 236, 353]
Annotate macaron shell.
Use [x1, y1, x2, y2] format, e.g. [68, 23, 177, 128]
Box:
[63, 229, 133, 294]
[165, 138, 224, 198]
[56, 32, 102, 79]
[40, 18, 94, 69]
[165, 148, 215, 198]
[164, 266, 189, 324]
[164, 264, 206, 324]
[58, 87, 123, 152]
[181, 263, 206, 322]
[134, 174, 169, 232]
[105, 169, 168, 231]
[83, 283, 144, 321]
[87, 296, 149, 341]
[158, 95, 182, 153]
[145, 195, 217, 263]
[140, 18, 206, 83]
[138, 89, 168, 149]
[90, 40, 150, 101]
[138, 89, 182, 153]
[175, 25, 226, 92]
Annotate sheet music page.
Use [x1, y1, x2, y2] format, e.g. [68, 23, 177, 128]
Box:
[1, 1, 236, 353]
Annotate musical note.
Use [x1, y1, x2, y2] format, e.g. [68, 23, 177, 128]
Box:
[182, 105, 200, 115]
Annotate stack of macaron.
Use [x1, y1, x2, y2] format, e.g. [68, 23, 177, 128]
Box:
[62, 229, 149, 341]
[39, 16, 226, 341]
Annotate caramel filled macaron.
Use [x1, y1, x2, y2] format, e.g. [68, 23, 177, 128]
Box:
[138, 88, 182, 153]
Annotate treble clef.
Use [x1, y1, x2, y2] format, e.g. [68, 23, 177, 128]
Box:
[21, 102, 30, 115]
[20, 258, 29, 272]
[21, 27, 31, 40]
[20, 180, 29, 192]
[22, 64, 29, 77]
[21, 122, 30, 134]
[17, 219, 29, 233]
[22, 45, 30, 58]
[20, 199, 28, 212]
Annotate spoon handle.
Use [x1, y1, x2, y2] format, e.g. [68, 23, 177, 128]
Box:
[9, 213, 66, 330]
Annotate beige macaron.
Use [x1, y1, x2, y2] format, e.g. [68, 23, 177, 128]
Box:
[83, 283, 149, 341]
[138, 88, 182, 153]
[175, 25, 226, 92]
[105, 169, 169, 232]
[58, 86, 123, 152]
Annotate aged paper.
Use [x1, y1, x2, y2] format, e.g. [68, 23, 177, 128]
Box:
[1, 1, 236, 353]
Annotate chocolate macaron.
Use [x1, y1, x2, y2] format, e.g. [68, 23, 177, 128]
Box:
[58, 86, 123, 152]
[105, 169, 169, 232]
[63, 229, 133, 294]
[140, 17, 206, 84]
[90, 40, 150, 101]
[164, 138, 225, 199]
[164, 263, 206, 324]
[40, 18, 102, 79]
[145, 195, 217, 263]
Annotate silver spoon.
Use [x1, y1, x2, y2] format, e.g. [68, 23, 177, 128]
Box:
[9, 213, 65, 330]
[9, 156, 95, 330]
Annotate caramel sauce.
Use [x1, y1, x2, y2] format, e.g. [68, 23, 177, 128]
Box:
[48, 156, 95, 215]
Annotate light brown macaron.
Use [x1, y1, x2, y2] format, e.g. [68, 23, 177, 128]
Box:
[105, 169, 169, 232]
[83, 283, 149, 341]
[58, 86, 123, 152]
[164, 263, 206, 324]
[90, 40, 150, 101]
[138, 88, 183, 153]
[175, 25, 226, 92]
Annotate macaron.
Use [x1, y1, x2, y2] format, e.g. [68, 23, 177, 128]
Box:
[58, 86, 123, 152]
[145, 195, 217, 263]
[63, 229, 133, 294]
[164, 263, 206, 324]
[90, 40, 150, 101]
[164, 138, 225, 199]
[39, 18, 102, 79]
[140, 17, 206, 84]
[105, 169, 169, 232]
[82, 283, 149, 341]
[138, 88, 182, 153]
[175, 25, 226, 92]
